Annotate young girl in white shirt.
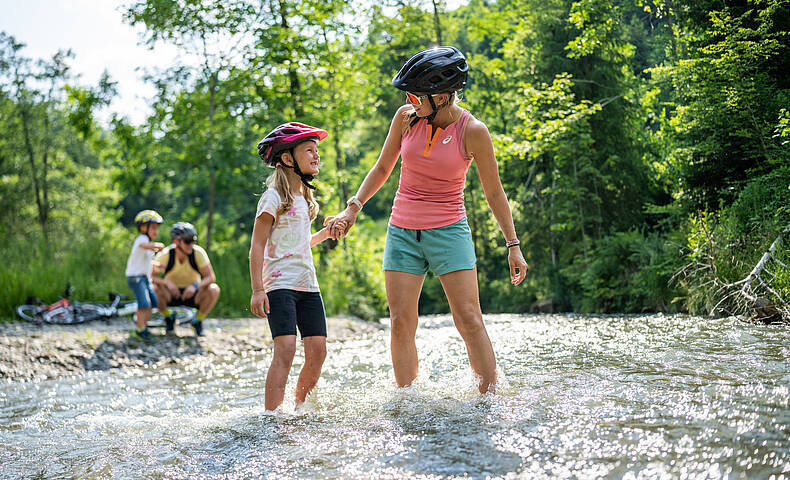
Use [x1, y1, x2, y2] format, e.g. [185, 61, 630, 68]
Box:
[249, 122, 343, 411]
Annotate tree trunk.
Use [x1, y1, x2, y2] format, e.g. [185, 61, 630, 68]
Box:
[550, 157, 557, 268]
[573, 158, 589, 262]
[431, 0, 443, 45]
[321, 27, 349, 210]
[19, 105, 48, 242]
[279, 0, 302, 117]
[665, 0, 678, 61]
[205, 70, 218, 251]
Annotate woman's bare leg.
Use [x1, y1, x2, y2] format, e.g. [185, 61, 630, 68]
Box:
[385, 270, 425, 387]
[439, 268, 497, 393]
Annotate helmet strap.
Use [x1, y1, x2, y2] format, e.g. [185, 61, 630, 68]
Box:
[426, 94, 439, 124]
[282, 149, 317, 190]
[175, 242, 189, 256]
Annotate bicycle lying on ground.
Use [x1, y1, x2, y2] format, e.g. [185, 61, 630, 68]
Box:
[16, 287, 195, 326]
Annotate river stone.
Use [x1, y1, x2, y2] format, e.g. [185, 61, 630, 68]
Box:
[0, 316, 379, 381]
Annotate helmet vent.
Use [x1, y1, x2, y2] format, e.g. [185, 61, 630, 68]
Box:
[392, 46, 468, 94]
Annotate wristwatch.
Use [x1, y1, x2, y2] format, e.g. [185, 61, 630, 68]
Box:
[346, 196, 363, 211]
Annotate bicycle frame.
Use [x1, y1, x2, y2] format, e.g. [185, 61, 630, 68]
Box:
[36, 298, 74, 324]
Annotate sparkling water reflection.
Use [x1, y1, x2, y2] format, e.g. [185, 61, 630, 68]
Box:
[1, 314, 789, 479]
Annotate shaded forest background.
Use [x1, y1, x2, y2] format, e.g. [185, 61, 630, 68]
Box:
[1, 0, 788, 321]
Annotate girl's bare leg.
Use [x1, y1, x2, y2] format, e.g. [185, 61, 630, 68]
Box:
[265, 335, 297, 411]
[385, 270, 425, 387]
[295, 336, 327, 404]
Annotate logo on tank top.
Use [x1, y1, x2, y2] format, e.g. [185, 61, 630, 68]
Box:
[442, 136, 453, 144]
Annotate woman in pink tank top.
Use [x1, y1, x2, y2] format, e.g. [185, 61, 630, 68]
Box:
[329, 46, 528, 394]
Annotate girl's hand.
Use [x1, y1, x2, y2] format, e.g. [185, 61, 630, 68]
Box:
[508, 247, 529, 286]
[153, 242, 165, 252]
[251, 290, 269, 318]
[328, 208, 358, 239]
[323, 216, 347, 240]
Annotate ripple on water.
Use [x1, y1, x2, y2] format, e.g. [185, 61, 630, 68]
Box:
[1, 313, 789, 479]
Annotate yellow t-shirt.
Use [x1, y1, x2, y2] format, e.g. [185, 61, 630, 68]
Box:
[155, 245, 210, 288]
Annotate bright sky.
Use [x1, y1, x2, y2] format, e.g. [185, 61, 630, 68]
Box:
[1, 0, 466, 126]
[0, 0, 181, 125]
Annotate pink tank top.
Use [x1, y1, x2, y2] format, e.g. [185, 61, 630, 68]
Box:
[390, 109, 472, 230]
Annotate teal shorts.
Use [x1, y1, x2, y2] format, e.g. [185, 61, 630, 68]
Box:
[383, 217, 477, 276]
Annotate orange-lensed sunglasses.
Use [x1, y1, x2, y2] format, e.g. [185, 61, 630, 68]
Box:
[406, 92, 432, 105]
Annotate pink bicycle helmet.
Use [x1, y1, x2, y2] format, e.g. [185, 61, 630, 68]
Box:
[257, 122, 328, 168]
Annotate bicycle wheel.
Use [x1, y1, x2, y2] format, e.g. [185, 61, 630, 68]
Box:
[115, 301, 138, 317]
[16, 304, 41, 322]
[147, 306, 196, 328]
[41, 306, 78, 325]
[72, 304, 106, 323]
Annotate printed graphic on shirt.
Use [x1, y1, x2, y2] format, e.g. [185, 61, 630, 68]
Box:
[255, 189, 319, 293]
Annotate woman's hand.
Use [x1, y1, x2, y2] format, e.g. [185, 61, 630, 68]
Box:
[251, 290, 269, 318]
[326, 208, 358, 239]
[508, 247, 529, 286]
[323, 216, 346, 240]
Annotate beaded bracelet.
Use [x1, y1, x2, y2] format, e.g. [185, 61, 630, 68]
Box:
[506, 239, 520, 248]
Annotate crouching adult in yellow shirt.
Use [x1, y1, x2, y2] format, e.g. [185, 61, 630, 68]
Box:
[152, 222, 220, 336]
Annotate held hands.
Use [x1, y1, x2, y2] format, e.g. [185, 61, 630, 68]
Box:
[251, 290, 269, 318]
[323, 216, 345, 240]
[508, 246, 529, 286]
[325, 208, 358, 239]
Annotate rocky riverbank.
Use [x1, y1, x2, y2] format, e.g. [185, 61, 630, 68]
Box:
[0, 316, 382, 382]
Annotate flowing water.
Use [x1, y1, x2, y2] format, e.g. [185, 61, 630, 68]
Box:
[1, 314, 789, 479]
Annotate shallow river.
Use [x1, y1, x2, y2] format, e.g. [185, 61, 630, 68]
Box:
[1, 314, 789, 479]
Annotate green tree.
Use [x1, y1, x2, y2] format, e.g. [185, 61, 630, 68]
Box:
[124, 0, 258, 250]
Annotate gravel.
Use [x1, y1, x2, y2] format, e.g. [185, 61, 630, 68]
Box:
[0, 316, 383, 382]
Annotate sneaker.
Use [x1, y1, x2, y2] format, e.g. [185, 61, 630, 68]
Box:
[164, 314, 176, 334]
[130, 328, 154, 342]
[191, 319, 204, 337]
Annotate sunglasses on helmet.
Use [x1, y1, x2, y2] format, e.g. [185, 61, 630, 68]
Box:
[405, 92, 432, 106]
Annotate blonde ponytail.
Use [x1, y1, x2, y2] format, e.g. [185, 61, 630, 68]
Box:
[265, 165, 319, 221]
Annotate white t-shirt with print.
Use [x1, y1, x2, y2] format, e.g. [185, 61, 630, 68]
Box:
[255, 189, 319, 293]
[125, 234, 155, 278]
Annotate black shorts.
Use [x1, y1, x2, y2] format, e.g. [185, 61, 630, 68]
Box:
[267, 289, 327, 338]
[169, 286, 199, 308]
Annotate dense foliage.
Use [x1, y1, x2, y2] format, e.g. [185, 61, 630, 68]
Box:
[1, 0, 788, 320]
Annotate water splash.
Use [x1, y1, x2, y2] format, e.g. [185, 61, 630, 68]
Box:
[1, 314, 789, 479]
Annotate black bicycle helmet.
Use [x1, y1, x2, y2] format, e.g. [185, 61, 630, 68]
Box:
[392, 46, 468, 94]
[170, 222, 197, 241]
